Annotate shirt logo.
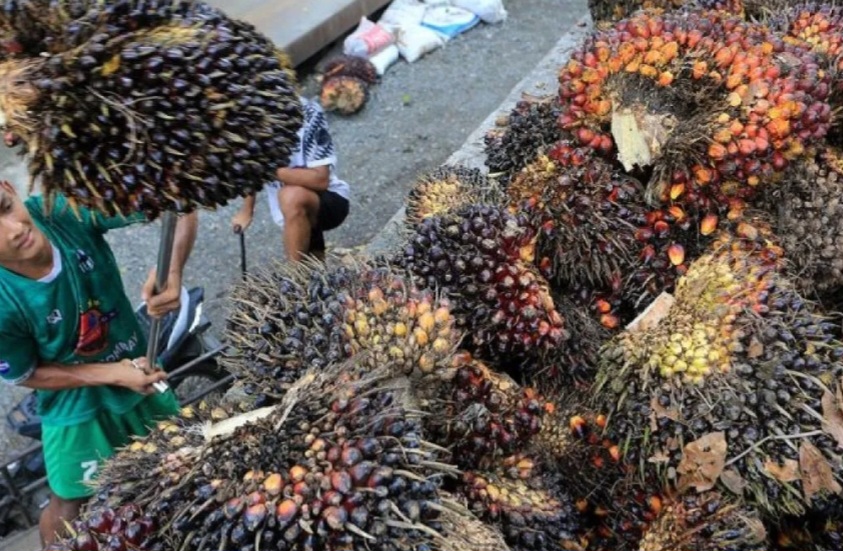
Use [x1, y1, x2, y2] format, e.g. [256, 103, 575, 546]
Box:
[0, 360, 10, 375]
[75, 300, 118, 357]
[76, 249, 95, 273]
[46, 309, 63, 325]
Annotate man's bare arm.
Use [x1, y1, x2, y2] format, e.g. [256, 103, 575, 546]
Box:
[21, 359, 165, 394]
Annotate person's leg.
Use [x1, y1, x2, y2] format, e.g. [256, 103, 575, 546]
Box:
[40, 496, 85, 546]
[278, 185, 320, 262]
[307, 191, 350, 261]
[40, 418, 109, 545]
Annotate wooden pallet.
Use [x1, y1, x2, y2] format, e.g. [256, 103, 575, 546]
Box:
[206, 0, 393, 66]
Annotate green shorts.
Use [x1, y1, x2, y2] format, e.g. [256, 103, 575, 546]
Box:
[41, 391, 179, 500]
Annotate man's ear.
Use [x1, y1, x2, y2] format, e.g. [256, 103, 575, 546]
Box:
[0, 180, 16, 196]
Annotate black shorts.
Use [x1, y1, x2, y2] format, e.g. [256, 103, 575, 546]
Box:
[310, 190, 349, 252]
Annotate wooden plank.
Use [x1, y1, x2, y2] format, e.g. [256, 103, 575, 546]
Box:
[206, 0, 393, 66]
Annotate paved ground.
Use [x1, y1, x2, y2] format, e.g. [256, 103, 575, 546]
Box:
[0, 0, 589, 468]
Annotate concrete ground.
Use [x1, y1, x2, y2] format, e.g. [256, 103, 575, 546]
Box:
[0, 2, 589, 540]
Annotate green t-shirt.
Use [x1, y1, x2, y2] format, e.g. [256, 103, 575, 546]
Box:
[0, 195, 148, 427]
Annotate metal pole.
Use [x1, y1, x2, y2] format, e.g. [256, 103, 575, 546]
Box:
[146, 212, 178, 393]
[239, 231, 247, 279]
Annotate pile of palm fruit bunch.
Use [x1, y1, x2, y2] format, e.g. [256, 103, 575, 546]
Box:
[319, 54, 378, 116]
[0, 0, 301, 218]
[50, 360, 514, 551]
[223, 261, 460, 406]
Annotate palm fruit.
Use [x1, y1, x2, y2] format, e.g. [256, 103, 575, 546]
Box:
[456, 468, 581, 551]
[395, 204, 568, 363]
[320, 75, 369, 115]
[593, 227, 843, 518]
[509, 142, 716, 329]
[406, 165, 503, 226]
[70, 359, 468, 551]
[557, 9, 831, 211]
[419, 352, 551, 469]
[756, 147, 843, 298]
[0, 12, 302, 218]
[483, 95, 563, 186]
[223, 262, 459, 404]
[638, 492, 768, 551]
[322, 54, 378, 85]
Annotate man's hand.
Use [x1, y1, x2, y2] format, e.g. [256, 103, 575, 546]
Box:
[141, 269, 182, 318]
[114, 358, 167, 395]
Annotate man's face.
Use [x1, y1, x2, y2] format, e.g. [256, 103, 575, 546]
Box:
[0, 182, 47, 265]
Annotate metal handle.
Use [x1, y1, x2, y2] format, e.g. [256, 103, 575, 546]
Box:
[146, 212, 178, 393]
[239, 231, 247, 279]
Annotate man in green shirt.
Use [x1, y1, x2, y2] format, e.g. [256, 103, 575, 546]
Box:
[0, 180, 198, 544]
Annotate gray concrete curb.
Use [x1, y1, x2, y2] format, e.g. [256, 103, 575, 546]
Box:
[365, 15, 592, 256]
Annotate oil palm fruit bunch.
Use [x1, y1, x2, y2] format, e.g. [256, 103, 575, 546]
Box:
[756, 147, 843, 298]
[0, 0, 216, 58]
[541, 293, 610, 388]
[406, 165, 503, 226]
[322, 54, 378, 85]
[587, 0, 743, 24]
[527, 402, 653, 549]
[771, 4, 843, 143]
[419, 352, 551, 470]
[508, 142, 716, 330]
[224, 262, 459, 404]
[320, 75, 369, 116]
[483, 94, 563, 186]
[557, 9, 832, 210]
[638, 492, 768, 551]
[0, 10, 302, 218]
[593, 228, 843, 518]
[456, 469, 581, 551]
[74, 360, 469, 551]
[396, 204, 568, 363]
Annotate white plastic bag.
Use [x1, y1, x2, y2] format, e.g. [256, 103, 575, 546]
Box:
[421, 6, 480, 40]
[395, 24, 444, 63]
[343, 17, 396, 58]
[379, 0, 427, 33]
[370, 44, 400, 75]
[452, 0, 508, 24]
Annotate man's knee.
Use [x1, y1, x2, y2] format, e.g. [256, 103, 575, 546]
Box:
[49, 494, 85, 518]
[279, 186, 318, 218]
